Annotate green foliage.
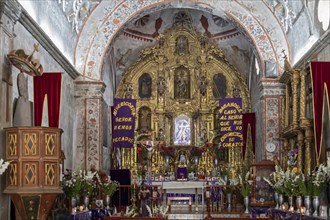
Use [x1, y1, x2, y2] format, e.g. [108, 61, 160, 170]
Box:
[102, 180, 119, 197]
[240, 182, 251, 197]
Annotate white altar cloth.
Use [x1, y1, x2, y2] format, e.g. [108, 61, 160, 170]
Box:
[146, 181, 207, 208]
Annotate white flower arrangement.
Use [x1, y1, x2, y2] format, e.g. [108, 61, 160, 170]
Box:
[0, 159, 10, 175]
[263, 165, 286, 194]
[146, 204, 169, 218]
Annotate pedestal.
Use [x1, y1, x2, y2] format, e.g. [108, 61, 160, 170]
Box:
[4, 127, 63, 220]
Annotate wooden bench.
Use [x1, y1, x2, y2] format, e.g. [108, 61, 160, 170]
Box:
[167, 196, 192, 212]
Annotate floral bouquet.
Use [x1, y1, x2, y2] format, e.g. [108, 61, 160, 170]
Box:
[263, 165, 285, 194]
[62, 169, 82, 198]
[239, 171, 252, 197]
[287, 148, 298, 168]
[283, 169, 302, 196]
[80, 170, 97, 197]
[190, 146, 204, 157]
[100, 175, 119, 197]
[311, 162, 329, 196]
[137, 144, 148, 161]
[202, 142, 213, 152]
[297, 174, 313, 196]
[0, 159, 10, 175]
[224, 176, 239, 194]
[159, 145, 175, 157]
[209, 143, 226, 160]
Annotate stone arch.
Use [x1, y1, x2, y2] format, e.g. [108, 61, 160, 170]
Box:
[75, 0, 289, 81]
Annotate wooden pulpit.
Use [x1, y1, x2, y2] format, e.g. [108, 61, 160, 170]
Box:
[4, 127, 63, 220]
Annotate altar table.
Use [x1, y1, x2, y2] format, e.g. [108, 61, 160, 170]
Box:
[145, 181, 207, 210]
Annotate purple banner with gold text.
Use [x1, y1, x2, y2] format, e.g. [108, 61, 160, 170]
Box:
[112, 99, 136, 148]
[218, 98, 243, 147]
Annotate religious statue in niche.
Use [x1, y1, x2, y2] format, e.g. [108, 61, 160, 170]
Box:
[157, 77, 166, 96]
[175, 69, 189, 99]
[13, 72, 33, 126]
[212, 73, 227, 99]
[138, 106, 152, 133]
[175, 35, 189, 54]
[200, 122, 208, 144]
[198, 75, 208, 96]
[139, 73, 152, 98]
[232, 86, 241, 98]
[124, 83, 133, 99]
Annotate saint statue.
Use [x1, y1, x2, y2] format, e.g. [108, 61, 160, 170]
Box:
[199, 75, 208, 96]
[175, 35, 189, 54]
[13, 72, 33, 126]
[176, 70, 188, 99]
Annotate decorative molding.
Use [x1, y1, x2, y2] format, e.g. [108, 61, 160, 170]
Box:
[18, 8, 80, 79]
[0, 0, 22, 23]
[0, 0, 22, 37]
[293, 30, 330, 69]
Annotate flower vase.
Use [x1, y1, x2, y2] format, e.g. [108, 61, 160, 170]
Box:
[84, 196, 90, 210]
[214, 157, 218, 168]
[227, 193, 232, 212]
[278, 194, 284, 209]
[165, 155, 171, 166]
[244, 196, 249, 213]
[288, 196, 294, 212]
[71, 197, 77, 214]
[304, 196, 311, 215]
[312, 196, 320, 217]
[296, 196, 302, 213]
[274, 192, 279, 209]
[105, 195, 111, 209]
[194, 156, 200, 166]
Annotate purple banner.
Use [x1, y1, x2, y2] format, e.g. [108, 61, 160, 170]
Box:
[218, 98, 243, 148]
[112, 99, 136, 148]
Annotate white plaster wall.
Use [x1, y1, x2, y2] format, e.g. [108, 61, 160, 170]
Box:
[18, 0, 76, 63]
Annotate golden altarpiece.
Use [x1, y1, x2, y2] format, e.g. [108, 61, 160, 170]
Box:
[279, 57, 315, 174]
[113, 26, 251, 179]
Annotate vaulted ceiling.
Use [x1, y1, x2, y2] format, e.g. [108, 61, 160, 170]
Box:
[74, 0, 290, 82]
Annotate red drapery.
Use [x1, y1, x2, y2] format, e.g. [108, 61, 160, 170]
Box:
[33, 73, 62, 128]
[311, 62, 330, 162]
[243, 113, 256, 159]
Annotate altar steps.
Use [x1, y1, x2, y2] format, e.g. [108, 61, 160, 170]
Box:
[167, 205, 246, 220]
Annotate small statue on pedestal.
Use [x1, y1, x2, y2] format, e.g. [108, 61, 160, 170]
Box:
[138, 184, 150, 217]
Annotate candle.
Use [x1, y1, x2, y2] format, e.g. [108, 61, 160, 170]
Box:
[289, 206, 294, 212]
[300, 207, 305, 215]
[281, 204, 286, 211]
[80, 205, 84, 211]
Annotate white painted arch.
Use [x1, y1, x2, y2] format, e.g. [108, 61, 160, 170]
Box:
[75, 0, 289, 80]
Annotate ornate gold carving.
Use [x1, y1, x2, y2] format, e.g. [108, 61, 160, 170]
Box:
[9, 163, 17, 186]
[297, 130, 304, 173]
[45, 163, 56, 185]
[45, 133, 56, 156]
[24, 162, 38, 186]
[8, 133, 17, 156]
[24, 133, 37, 156]
[115, 26, 250, 173]
[291, 70, 300, 128]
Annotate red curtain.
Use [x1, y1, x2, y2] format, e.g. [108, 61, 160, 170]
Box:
[243, 113, 256, 159]
[311, 62, 330, 162]
[33, 73, 62, 128]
